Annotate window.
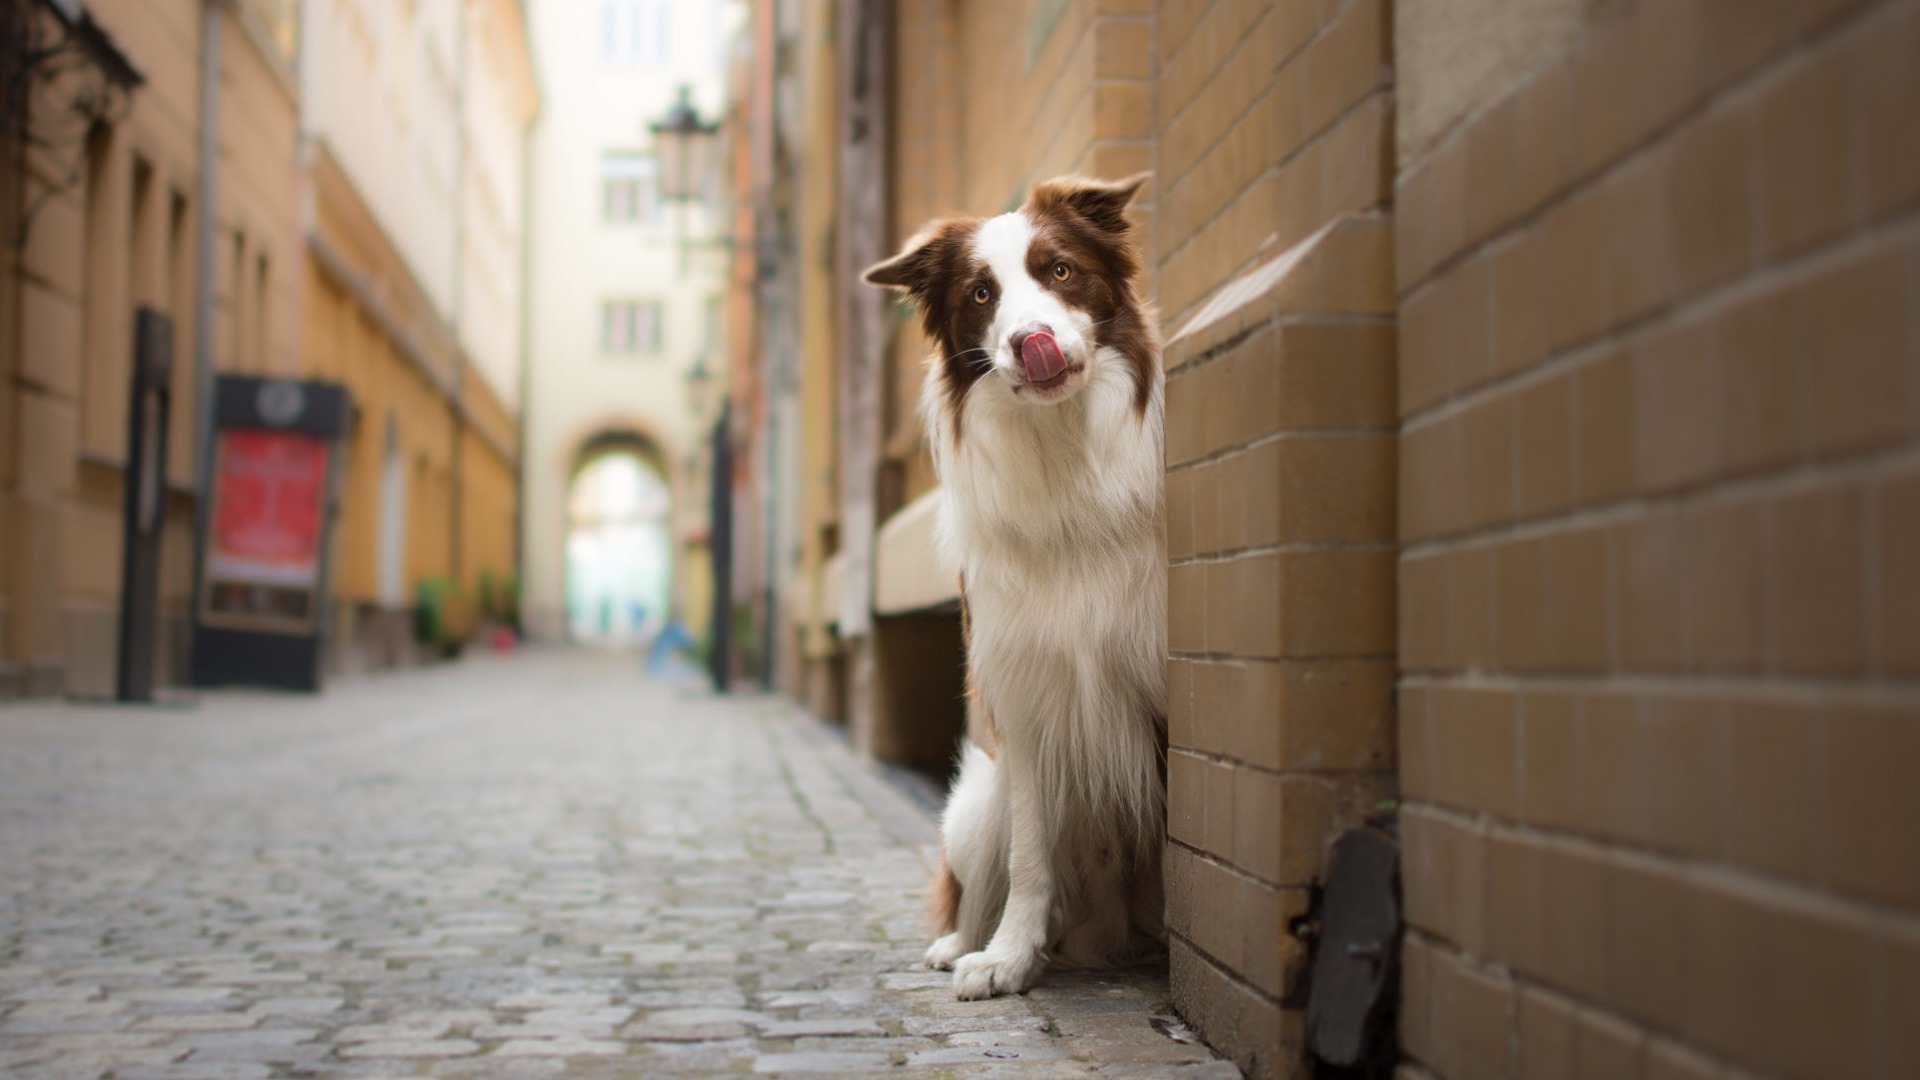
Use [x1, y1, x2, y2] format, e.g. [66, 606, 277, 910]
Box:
[601, 152, 660, 223]
[601, 299, 663, 355]
[602, 1, 670, 65]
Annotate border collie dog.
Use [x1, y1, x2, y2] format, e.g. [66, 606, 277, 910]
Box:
[863, 174, 1166, 1000]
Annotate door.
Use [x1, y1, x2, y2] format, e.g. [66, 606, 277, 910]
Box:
[377, 412, 408, 608]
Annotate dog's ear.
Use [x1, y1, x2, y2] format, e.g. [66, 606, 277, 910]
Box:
[1031, 173, 1149, 236]
[862, 224, 953, 294]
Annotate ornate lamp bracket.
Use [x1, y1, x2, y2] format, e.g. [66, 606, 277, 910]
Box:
[4, 0, 145, 249]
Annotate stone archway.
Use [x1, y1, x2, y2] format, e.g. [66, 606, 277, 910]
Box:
[562, 431, 675, 644]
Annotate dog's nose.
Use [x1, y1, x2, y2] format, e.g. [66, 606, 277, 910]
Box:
[1008, 323, 1054, 356]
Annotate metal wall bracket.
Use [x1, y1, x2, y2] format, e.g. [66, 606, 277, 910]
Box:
[1306, 822, 1401, 1074]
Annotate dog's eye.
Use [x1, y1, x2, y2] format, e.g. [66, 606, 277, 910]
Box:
[1052, 263, 1071, 282]
[971, 285, 991, 304]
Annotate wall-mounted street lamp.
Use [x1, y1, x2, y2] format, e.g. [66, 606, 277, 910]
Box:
[649, 84, 720, 202]
[682, 353, 718, 424]
[647, 85, 721, 277]
[649, 87, 731, 692]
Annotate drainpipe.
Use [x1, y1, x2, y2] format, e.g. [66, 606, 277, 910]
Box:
[449, 0, 470, 591]
[189, 0, 224, 608]
[513, 113, 535, 629]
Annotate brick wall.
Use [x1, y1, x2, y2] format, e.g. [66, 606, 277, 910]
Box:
[792, 1, 1920, 1075]
[1394, 1, 1920, 1077]
[1155, 1, 1398, 1073]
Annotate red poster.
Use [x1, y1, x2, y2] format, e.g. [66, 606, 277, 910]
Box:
[207, 430, 329, 588]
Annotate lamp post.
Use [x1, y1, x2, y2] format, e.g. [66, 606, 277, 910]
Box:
[682, 352, 718, 420]
[651, 85, 727, 689]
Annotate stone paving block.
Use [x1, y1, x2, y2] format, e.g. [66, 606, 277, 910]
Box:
[907, 1044, 1073, 1066]
[132, 1012, 259, 1032]
[623, 1019, 751, 1041]
[5, 984, 102, 1003]
[35, 1032, 176, 1050]
[752, 1049, 894, 1073]
[117, 988, 238, 1005]
[946, 1027, 1062, 1049]
[337, 1038, 481, 1059]
[760, 1016, 885, 1037]
[335, 1019, 453, 1043]
[489, 1036, 627, 1057]
[114, 1064, 273, 1080]
[1099, 1063, 1247, 1079]
[246, 996, 345, 1017]
[902, 1015, 1052, 1037]
[430, 1058, 567, 1078]
[492, 990, 612, 1010]
[40, 1047, 187, 1071]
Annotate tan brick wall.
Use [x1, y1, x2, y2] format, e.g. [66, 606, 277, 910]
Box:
[1395, 1, 1920, 1077]
[1156, 1, 1397, 1073]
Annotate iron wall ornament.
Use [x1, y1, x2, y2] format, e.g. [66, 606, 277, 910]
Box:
[2, 0, 143, 248]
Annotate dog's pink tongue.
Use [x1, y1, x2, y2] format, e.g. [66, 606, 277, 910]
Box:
[1020, 331, 1068, 383]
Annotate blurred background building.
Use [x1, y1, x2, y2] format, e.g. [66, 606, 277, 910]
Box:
[300, 0, 537, 673]
[0, 0, 536, 692]
[519, 0, 735, 648]
[718, 1, 1920, 1077]
[0, 0, 304, 697]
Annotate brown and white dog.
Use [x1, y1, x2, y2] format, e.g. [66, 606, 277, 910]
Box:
[863, 174, 1166, 1000]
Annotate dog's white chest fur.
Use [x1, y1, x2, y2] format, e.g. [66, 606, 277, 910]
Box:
[929, 350, 1167, 749]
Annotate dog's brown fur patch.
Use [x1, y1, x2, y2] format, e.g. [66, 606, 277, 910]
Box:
[928, 848, 962, 934]
[959, 575, 1002, 760]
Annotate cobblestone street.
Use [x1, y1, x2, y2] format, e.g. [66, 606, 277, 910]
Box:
[0, 650, 1230, 1079]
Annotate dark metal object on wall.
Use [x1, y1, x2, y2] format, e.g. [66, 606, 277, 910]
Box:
[189, 376, 353, 693]
[707, 403, 732, 693]
[1307, 823, 1401, 1073]
[115, 307, 171, 702]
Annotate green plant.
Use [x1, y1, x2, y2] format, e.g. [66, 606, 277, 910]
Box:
[415, 577, 477, 657]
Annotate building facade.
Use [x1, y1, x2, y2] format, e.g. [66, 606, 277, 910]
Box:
[0, 0, 302, 698]
[0, 0, 537, 697]
[730, 1, 1920, 1076]
[299, 0, 537, 674]
[519, 0, 734, 646]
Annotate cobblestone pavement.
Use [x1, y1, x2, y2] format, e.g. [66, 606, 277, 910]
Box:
[0, 649, 1233, 1079]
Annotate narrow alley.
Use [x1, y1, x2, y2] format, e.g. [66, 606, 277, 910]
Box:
[0, 651, 1230, 1078]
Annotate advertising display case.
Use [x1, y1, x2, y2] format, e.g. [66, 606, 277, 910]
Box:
[190, 376, 353, 691]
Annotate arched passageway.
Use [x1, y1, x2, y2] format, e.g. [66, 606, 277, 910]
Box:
[564, 446, 673, 644]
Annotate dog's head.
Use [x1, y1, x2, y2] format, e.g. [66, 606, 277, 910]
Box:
[863, 173, 1155, 415]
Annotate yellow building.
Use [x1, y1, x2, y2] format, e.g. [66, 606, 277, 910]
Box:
[0, 0, 303, 698]
[294, 0, 536, 674]
[0, 0, 537, 697]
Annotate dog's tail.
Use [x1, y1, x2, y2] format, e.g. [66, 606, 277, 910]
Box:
[927, 847, 963, 935]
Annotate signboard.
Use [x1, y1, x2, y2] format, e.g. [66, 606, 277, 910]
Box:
[200, 429, 331, 632]
[190, 376, 352, 692]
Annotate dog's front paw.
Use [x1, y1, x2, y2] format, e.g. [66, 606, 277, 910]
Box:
[951, 947, 1044, 1000]
[924, 933, 969, 970]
